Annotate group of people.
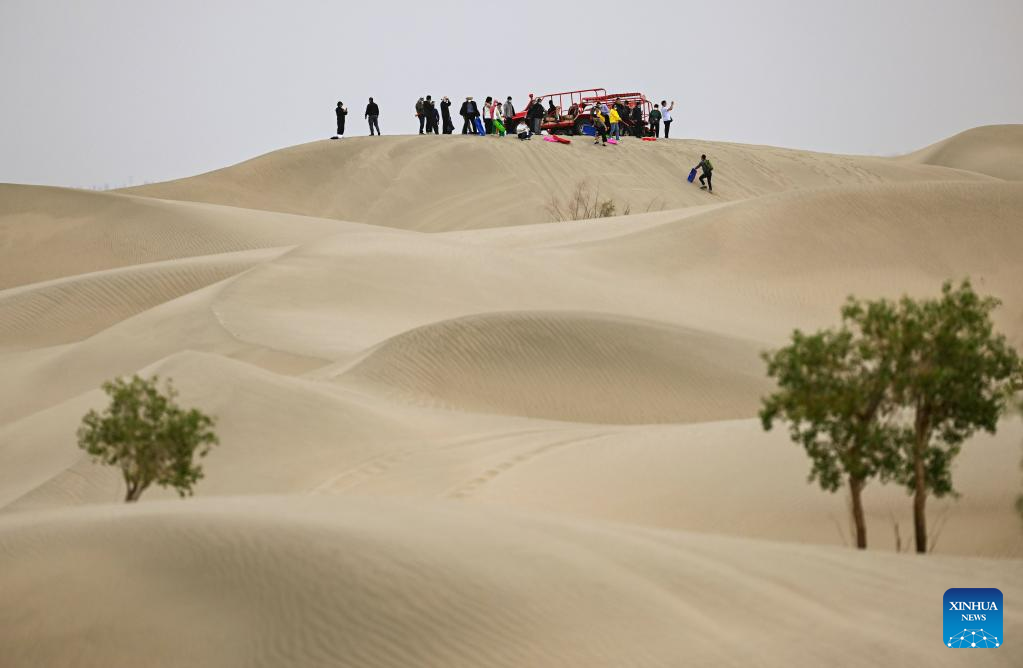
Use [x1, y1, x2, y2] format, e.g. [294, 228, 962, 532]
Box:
[330, 94, 710, 191]
[332, 98, 382, 137]
[331, 95, 675, 140]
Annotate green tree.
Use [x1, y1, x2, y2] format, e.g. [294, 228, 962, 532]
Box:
[761, 298, 902, 549]
[889, 280, 1023, 553]
[77, 375, 219, 502]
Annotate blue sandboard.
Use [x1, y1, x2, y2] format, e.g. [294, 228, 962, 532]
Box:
[474, 117, 485, 136]
[687, 168, 697, 183]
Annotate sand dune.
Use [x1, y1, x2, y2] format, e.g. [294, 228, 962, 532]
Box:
[341, 311, 770, 424]
[1, 497, 1020, 668]
[0, 183, 353, 289]
[0, 248, 285, 349]
[4, 349, 1018, 559]
[906, 124, 1023, 180]
[121, 134, 995, 231]
[2, 127, 1023, 665]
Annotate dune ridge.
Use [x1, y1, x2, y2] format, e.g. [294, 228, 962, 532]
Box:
[905, 124, 1023, 180]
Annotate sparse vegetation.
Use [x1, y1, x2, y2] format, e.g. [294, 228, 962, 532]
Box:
[763, 280, 1023, 553]
[545, 181, 664, 222]
[77, 375, 219, 502]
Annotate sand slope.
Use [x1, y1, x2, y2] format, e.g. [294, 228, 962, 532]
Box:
[1, 498, 1020, 668]
[341, 311, 771, 424]
[906, 124, 1023, 180]
[121, 134, 995, 230]
[0, 184, 352, 289]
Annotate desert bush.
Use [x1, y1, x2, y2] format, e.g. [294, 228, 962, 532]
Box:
[77, 375, 219, 502]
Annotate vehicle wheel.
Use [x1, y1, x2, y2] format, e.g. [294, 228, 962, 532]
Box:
[573, 118, 588, 136]
[507, 120, 520, 135]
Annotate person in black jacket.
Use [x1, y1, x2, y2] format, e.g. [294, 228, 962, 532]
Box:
[648, 104, 662, 138]
[440, 97, 454, 134]
[630, 102, 644, 137]
[423, 96, 438, 134]
[461, 97, 479, 134]
[527, 97, 545, 135]
[334, 101, 347, 138]
[459, 97, 471, 134]
[365, 97, 381, 135]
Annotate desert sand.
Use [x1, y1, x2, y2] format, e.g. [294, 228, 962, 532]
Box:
[1, 126, 1022, 666]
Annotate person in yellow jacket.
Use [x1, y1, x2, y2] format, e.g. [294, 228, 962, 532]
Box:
[608, 106, 622, 141]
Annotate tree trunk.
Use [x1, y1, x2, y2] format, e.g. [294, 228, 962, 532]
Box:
[912, 435, 928, 553]
[849, 476, 867, 550]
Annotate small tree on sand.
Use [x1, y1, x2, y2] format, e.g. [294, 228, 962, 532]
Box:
[77, 375, 219, 502]
[888, 280, 1023, 553]
[761, 301, 903, 550]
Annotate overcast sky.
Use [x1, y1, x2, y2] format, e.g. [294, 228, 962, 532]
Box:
[1, 0, 1020, 188]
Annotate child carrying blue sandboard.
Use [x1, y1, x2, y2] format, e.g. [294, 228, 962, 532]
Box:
[474, 117, 486, 136]
[687, 168, 697, 183]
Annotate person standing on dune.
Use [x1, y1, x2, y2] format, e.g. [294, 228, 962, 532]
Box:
[649, 104, 662, 138]
[441, 97, 454, 134]
[661, 100, 675, 138]
[608, 104, 621, 142]
[630, 101, 644, 136]
[423, 96, 438, 134]
[415, 97, 426, 134]
[333, 101, 347, 139]
[365, 97, 381, 136]
[503, 96, 515, 127]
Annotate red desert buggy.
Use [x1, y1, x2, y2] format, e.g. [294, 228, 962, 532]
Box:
[508, 88, 655, 136]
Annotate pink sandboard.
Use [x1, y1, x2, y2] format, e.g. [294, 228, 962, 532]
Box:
[608, 138, 618, 145]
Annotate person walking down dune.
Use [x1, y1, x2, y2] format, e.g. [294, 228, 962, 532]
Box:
[661, 100, 675, 138]
[441, 97, 454, 134]
[696, 154, 714, 192]
[365, 97, 381, 136]
[333, 101, 347, 139]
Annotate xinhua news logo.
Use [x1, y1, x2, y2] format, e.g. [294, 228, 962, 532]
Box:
[944, 588, 1002, 648]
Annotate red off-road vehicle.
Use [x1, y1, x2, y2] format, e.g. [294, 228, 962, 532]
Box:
[508, 88, 654, 136]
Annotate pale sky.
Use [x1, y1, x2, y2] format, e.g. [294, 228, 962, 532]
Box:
[1, 0, 1020, 188]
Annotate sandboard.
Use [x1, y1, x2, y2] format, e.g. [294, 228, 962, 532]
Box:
[474, 117, 486, 136]
[687, 168, 697, 183]
[642, 137, 657, 142]
[607, 138, 618, 145]
[554, 135, 571, 144]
